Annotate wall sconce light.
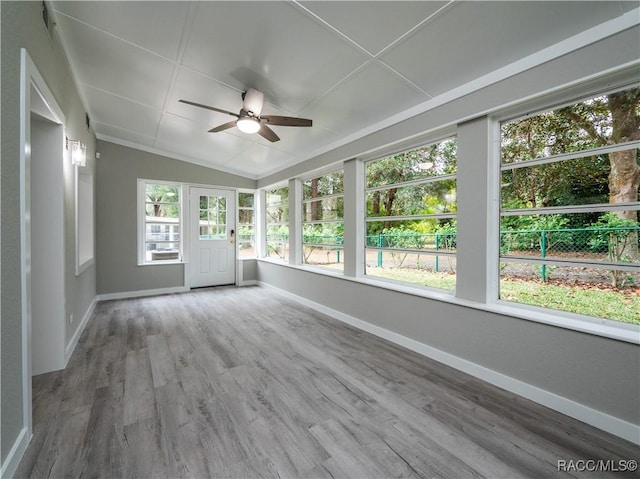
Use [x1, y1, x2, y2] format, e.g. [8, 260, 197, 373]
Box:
[66, 137, 87, 166]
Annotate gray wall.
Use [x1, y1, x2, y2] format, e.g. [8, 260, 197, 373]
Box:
[95, 141, 255, 295]
[257, 262, 640, 426]
[1, 1, 97, 463]
[255, 26, 640, 432]
[242, 259, 258, 283]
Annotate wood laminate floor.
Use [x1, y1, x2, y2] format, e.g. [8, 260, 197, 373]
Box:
[15, 286, 638, 478]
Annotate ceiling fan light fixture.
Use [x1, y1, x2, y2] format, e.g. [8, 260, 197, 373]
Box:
[236, 117, 261, 134]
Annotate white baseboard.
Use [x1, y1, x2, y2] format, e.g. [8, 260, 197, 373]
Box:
[1, 427, 29, 479]
[96, 286, 189, 301]
[261, 282, 640, 445]
[238, 280, 258, 287]
[65, 298, 97, 365]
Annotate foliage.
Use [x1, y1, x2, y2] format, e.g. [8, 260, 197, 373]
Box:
[145, 183, 179, 218]
[500, 88, 639, 235]
[366, 138, 457, 228]
[588, 213, 639, 286]
[303, 171, 344, 222]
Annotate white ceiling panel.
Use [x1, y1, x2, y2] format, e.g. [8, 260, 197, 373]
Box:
[224, 143, 298, 177]
[299, 62, 429, 137]
[54, 1, 190, 60]
[155, 113, 252, 168]
[299, 1, 450, 55]
[52, 1, 637, 181]
[56, 14, 175, 109]
[258, 124, 343, 158]
[84, 86, 162, 138]
[166, 67, 244, 127]
[380, 1, 632, 96]
[182, 1, 370, 113]
[95, 123, 156, 149]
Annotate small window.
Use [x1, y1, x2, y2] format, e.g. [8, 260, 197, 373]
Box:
[138, 180, 182, 264]
[365, 138, 458, 290]
[265, 186, 289, 261]
[499, 86, 640, 324]
[238, 192, 256, 259]
[302, 170, 344, 271]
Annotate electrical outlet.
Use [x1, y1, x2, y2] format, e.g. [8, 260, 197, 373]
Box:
[69, 313, 73, 325]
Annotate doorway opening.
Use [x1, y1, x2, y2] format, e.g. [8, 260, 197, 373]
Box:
[20, 49, 66, 440]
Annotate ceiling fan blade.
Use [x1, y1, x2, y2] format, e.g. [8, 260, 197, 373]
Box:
[208, 121, 237, 133]
[261, 115, 312, 127]
[258, 123, 280, 142]
[179, 99, 239, 118]
[242, 88, 264, 116]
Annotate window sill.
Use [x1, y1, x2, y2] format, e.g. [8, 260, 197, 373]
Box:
[256, 259, 639, 345]
[137, 260, 186, 266]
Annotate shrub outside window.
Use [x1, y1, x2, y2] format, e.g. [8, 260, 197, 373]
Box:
[499, 86, 640, 325]
[365, 138, 458, 290]
[265, 186, 289, 261]
[302, 170, 344, 271]
[238, 192, 255, 259]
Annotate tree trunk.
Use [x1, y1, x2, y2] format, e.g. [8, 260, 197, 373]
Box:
[310, 178, 319, 221]
[384, 188, 397, 229]
[372, 191, 380, 215]
[608, 91, 640, 274]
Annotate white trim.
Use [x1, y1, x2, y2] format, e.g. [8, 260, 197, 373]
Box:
[302, 192, 344, 204]
[501, 140, 640, 171]
[366, 173, 457, 193]
[365, 213, 456, 222]
[0, 427, 30, 479]
[258, 9, 640, 180]
[19, 48, 67, 452]
[501, 202, 640, 217]
[260, 282, 640, 445]
[257, 258, 639, 344]
[64, 298, 97, 365]
[238, 280, 259, 287]
[137, 179, 185, 265]
[96, 286, 189, 301]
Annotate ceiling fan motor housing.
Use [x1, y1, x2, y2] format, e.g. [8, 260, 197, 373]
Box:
[242, 88, 264, 116]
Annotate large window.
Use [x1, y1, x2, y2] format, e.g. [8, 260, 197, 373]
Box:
[138, 180, 182, 264]
[302, 170, 344, 271]
[365, 138, 458, 290]
[265, 186, 289, 262]
[499, 86, 640, 324]
[238, 192, 255, 259]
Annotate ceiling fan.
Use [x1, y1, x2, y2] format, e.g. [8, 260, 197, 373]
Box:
[179, 88, 312, 143]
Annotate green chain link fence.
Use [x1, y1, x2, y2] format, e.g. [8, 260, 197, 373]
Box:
[289, 226, 640, 279]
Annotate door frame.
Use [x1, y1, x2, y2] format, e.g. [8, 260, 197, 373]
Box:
[184, 183, 238, 290]
[19, 49, 66, 440]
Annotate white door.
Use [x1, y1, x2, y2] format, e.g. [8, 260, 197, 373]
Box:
[190, 187, 236, 287]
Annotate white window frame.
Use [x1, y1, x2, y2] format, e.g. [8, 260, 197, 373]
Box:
[363, 136, 458, 291]
[252, 74, 639, 344]
[237, 189, 256, 259]
[494, 85, 640, 327]
[137, 179, 186, 265]
[263, 184, 290, 262]
[301, 168, 345, 271]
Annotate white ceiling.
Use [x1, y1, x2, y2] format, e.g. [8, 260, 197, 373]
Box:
[51, 1, 636, 180]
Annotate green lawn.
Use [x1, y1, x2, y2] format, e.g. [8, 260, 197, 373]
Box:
[367, 267, 640, 325]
